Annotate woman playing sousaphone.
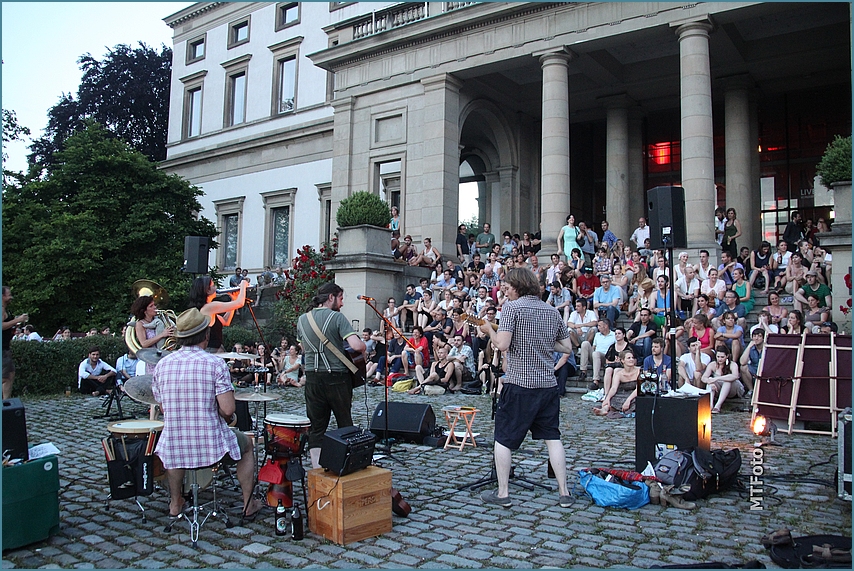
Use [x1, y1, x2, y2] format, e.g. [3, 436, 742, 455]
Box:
[188, 276, 249, 352]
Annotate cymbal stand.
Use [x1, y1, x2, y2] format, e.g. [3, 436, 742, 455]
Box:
[361, 297, 419, 466]
[458, 353, 552, 493]
[94, 381, 134, 421]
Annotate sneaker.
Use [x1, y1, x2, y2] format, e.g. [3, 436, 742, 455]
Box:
[587, 380, 599, 391]
[559, 495, 573, 508]
[480, 490, 511, 507]
[745, 390, 754, 400]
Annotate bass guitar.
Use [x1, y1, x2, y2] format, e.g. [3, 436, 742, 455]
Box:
[391, 487, 411, 517]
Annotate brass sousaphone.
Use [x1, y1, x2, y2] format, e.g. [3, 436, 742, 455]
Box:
[125, 279, 178, 354]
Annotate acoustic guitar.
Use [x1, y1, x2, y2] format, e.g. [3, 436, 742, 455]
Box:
[391, 487, 411, 517]
[461, 313, 499, 332]
[344, 346, 368, 389]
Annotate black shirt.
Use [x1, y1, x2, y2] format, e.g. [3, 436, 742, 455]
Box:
[455, 233, 469, 258]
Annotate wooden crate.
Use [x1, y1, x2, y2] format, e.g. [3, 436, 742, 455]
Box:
[307, 465, 392, 545]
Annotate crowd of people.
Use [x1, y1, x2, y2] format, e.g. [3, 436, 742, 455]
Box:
[376, 209, 838, 411]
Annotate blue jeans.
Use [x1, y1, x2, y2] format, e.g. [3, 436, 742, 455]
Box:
[633, 337, 652, 360]
[599, 305, 620, 328]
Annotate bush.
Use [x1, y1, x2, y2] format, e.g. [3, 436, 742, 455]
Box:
[222, 325, 263, 351]
[9, 336, 128, 396]
[816, 135, 852, 187]
[335, 191, 390, 228]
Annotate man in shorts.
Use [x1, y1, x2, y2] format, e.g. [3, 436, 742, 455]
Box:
[477, 269, 575, 508]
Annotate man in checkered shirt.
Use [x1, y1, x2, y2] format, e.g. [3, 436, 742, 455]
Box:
[153, 308, 262, 522]
[477, 268, 576, 508]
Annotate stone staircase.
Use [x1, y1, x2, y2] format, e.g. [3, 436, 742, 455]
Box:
[564, 290, 795, 392]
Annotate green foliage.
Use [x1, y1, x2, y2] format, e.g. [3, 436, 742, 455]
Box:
[816, 135, 852, 187]
[2, 109, 31, 187]
[459, 214, 480, 234]
[8, 337, 127, 396]
[28, 43, 171, 168]
[335, 191, 390, 228]
[222, 325, 263, 351]
[1, 123, 218, 334]
[269, 241, 338, 341]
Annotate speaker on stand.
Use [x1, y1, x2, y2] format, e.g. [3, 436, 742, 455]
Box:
[183, 236, 210, 274]
[646, 186, 687, 250]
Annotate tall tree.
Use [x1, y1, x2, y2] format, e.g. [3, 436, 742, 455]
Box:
[28, 43, 171, 168]
[3, 123, 217, 333]
[2, 109, 31, 186]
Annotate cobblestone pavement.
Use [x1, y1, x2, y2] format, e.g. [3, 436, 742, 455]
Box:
[3, 386, 850, 569]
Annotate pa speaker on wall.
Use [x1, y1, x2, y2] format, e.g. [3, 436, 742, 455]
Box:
[183, 236, 210, 274]
[647, 186, 687, 250]
[370, 402, 435, 444]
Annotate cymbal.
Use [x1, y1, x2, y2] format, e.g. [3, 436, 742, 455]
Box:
[136, 347, 171, 364]
[123, 375, 159, 405]
[216, 352, 257, 361]
[234, 391, 282, 402]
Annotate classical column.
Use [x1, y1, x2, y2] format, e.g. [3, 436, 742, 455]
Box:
[330, 96, 355, 213]
[419, 73, 463, 257]
[723, 75, 756, 250]
[628, 107, 646, 229]
[674, 20, 716, 252]
[536, 48, 573, 250]
[601, 94, 631, 242]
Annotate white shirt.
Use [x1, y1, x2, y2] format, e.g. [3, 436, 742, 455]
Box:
[630, 225, 650, 248]
[675, 276, 701, 297]
[568, 309, 598, 334]
[776, 251, 792, 270]
[26, 332, 42, 342]
[680, 352, 711, 379]
[715, 217, 726, 245]
[696, 262, 713, 281]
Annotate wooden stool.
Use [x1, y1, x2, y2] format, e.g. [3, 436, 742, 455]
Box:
[442, 406, 480, 451]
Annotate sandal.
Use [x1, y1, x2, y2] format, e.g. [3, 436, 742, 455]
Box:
[241, 502, 264, 523]
[800, 544, 852, 566]
[761, 527, 792, 548]
[711, 407, 720, 414]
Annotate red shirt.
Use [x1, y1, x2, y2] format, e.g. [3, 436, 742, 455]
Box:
[576, 274, 600, 298]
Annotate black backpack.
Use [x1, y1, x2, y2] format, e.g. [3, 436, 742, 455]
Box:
[654, 447, 742, 501]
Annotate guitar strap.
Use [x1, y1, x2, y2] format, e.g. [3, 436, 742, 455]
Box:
[304, 310, 357, 375]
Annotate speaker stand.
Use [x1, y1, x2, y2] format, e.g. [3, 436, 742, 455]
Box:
[458, 459, 552, 492]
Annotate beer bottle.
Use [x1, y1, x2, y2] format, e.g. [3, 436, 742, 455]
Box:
[291, 503, 303, 540]
[275, 499, 287, 536]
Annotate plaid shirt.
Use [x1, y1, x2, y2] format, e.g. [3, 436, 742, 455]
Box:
[498, 295, 570, 389]
[152, 345, 240, 470]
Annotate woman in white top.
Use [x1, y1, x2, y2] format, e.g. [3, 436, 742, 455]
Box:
[278, 345, 305, 387]
[438, 289, 454, 312]
[673, 251, 690, 282]
[651, 254, 670, 282]
[701, 268, 727, 306]
[702, 346, 740, 414]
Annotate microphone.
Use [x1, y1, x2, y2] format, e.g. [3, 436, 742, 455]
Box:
[357, 295, 375, 301]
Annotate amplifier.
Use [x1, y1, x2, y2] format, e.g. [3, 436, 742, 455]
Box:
[319, 426, 376, 477]
[635, 394, 712, 472]
[839, 408, 851, 501]
[2, 398, 29, 462]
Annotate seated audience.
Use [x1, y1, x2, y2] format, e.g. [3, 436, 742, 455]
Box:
[627, 308, 658, 360]
[593, 274, 622, 328]
[749, 241, 775, 294]
[702, 346, 742, 414]
[739, 329, 765, 397]
[567, 298, 598, 349]
[642, 337, 671, 385]
[579, 319, 616, 390]
[793, 270, 832, 313]
[78, 346, 117, 396]
[593, 350, 640, 418]
[714, 311, 745, 361]
[678, 336, 711, 388]
[408, 345, 453, 395]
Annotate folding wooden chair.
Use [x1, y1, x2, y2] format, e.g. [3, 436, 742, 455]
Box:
[751, 333, 803, 434]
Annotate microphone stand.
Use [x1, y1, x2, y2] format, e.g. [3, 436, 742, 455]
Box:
[360, 297, 418, 466]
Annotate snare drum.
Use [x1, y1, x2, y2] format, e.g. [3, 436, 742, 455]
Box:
[107, 420, 165, 479]
[264, 414, 310, 458]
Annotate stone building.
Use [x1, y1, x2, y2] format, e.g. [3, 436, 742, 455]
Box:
[162, 1, 850, 274]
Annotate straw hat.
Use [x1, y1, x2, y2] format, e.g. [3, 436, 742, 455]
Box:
[174, 308, 208, 338]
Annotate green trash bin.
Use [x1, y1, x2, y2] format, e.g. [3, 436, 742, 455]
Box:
[2, 454, 60, 550]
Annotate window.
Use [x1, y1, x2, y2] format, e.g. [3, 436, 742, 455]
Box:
[179, 70, 207, 139]
[262, 189, 296, 266]
[228, 18, 250, 48]
[277, 57, 296, 114]
[276, 2, 300, 31]
[316, 183, 332, 245]
[376, 159, 402, 211]
[214, 197, 245, 270]
[186, 35, 205, 64]
[222, 55, 251, 128]
[269, 37, 302, 116]
[226, 71, 247, 126]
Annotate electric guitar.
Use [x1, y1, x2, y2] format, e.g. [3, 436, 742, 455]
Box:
[461, 313, 499, 332]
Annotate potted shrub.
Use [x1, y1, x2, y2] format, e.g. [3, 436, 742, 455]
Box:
[816, 135, 852, 225]
[335, 191, 392, 255]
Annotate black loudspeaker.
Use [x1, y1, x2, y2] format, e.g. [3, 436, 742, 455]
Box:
[319, 426, 376, 476]
[234, 400, 252, 431]
[370, 402, 436, 444]
[183, 236, 210, 274]
[647, 186, 687, 249]
[2, 398, 29, 462]
[839, 408, 852, 501]
[634, 394, 711, 472]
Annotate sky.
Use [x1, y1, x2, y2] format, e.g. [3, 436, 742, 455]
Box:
[1, 1, 193, 174]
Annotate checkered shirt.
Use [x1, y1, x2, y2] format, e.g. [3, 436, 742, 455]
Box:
[498, 295, 570, 389]
[152, 345, 240, 470]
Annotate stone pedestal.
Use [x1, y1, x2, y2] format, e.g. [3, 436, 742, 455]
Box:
[817, 181, 852, 329]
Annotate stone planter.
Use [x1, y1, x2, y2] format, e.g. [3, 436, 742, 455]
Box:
[831, 181, 852, 225]
[817, 181, 852, 329]
[336, 224, 392, 256]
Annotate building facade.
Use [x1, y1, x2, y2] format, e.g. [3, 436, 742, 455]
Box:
[162, 1, 851, 275]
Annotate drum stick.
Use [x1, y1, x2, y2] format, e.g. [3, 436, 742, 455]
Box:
[120, 435, 129, 461]
[145, 431, 155, 456]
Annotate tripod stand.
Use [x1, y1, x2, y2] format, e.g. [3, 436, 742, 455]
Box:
[458, 355, 552, 493]
[93, 382, 134, 420]
[361, 297, 420, 465]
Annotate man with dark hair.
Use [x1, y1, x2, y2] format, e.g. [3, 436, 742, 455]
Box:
[476, 222, 496, 256]
[739, 328, 765, 398]
[229, 267, 243, 287]
[782, 211, 803, 253]
[153, 308, 262, 521]
[642, 337, 671, 385]
[297, 282, 366, 469]
[456, 224, 470, 266]
[77, 346, 117, 396]
[627, 308, 658, 360]
[477, 268, 574, 508]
